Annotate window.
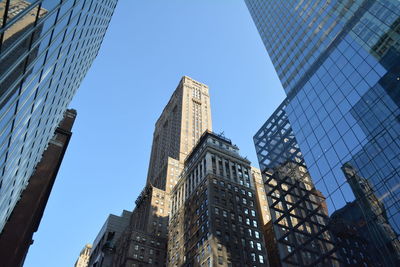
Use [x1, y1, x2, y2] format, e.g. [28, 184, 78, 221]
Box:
[246, 218, 250, 225]
[253, 220, 258, 227]
[134, 245, 139, 250]
[248, 229, 252, 237]
[149, 258, 153, 264]
[218, 243, 222, 251]
[254, 231, 260, 239]
[150, 249, 154, 255]
[218, 256, 223, 265]
[249, 240, 254, 248]
[238, 216, 242, 222]
[223, 210, 227, 217]
[251, 253, 256, 262]
[257, 243, 262, 251]
[248, 192, 253, 197]
[251, 210, 256, 217]
[259, 255, 264, 263]
[242, 198, 247, 204]
[244, 208, 249, 214]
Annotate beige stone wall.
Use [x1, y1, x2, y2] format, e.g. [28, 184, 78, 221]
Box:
[252, 167, 271, 226]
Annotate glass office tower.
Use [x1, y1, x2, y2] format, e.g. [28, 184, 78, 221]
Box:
[247, 0, 400, 266]
[0, 0, 118, 232]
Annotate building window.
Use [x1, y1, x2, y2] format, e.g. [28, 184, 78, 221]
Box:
[251, 253, 256, 262]
[251, 210, 256, 217]
[257, 243, 262, 251]
[246, 218, 250, 225]
[253, 220, 258, 227]
[244, 208, 249, 214]
[259, 255, 264, 263]
[215, 207, 219, 215]
[254, 231, 260, 239]
[249, 240, 254, 248]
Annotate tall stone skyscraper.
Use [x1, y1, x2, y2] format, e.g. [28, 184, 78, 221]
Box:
[0, 0, 118, 233]
[147, 76, 212, 191]
[247, 0, 400, 266]
[95, 76, 213, 267]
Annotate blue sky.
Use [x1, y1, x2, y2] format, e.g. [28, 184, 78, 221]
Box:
[24, 1, 284, 266]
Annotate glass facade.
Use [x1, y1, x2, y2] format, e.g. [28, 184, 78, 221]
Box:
[247, 0, 400, 266]
[0, 0, 118, 232]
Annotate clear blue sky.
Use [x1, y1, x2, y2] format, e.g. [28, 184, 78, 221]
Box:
[24, 1, 284, 266]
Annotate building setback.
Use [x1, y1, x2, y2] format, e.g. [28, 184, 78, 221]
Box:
[246, 1, 400, 265]
[169, 131, 268, 267]
[89, 210, 131, 267]
[0, 0, 118, 234]
[112, 187, 169, 267]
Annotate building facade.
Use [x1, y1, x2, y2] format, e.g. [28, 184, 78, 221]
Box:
[247, 0, 400, 265]
[168, 131, 268, 267]
[75, 244, 92, 267]
[89, 210, 132, 267]
[0, 109, 76, 266]
[94, 76, 213, 267]
[112, 187, 169, 267]
[147, 76, 212, 192]
[254, 102, 339, 266]
[0, 0, 118, 232]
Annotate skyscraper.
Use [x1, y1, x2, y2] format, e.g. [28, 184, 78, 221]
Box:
[254, 101, 338, 266]
[168, 131, 268, 266]
[93, 76, 213, 266]
[0, 0, 118, 233]
[147, 76, 212, 191]
[247, 0, 400, 265]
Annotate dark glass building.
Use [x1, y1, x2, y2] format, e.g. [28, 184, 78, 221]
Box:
[247, 0, 400, 266]
[0, 0, 118, 232]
